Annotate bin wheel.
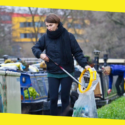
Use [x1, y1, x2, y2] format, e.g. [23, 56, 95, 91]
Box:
[22, 105, 31, 114]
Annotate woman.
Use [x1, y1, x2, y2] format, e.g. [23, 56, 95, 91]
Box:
[32, 13, 90, 116]
[103, 65, 125, 96]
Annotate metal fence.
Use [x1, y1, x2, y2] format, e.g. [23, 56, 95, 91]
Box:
[1, 58, 125, 64]
[0, 58, 43, 64]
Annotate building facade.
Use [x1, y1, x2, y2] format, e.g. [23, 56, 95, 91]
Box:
[1, 11, 90, 57]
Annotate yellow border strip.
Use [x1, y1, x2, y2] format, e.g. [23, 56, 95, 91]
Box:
[1, 0, 125, 12]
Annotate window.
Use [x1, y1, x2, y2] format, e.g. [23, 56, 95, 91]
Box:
[20, 33, 25, 38]
[20, 33, 43, 38]
[35, 22, 45, 27]
[40, 22, 45, 27]
[20, 33, 33, 38]
[67, 23, 72, 28]
[20, 22, 45, 27]
[27, 33, 32, 38]
[74, 34, 78, 39]
[74, 34, 82, 40]
[74, 24, 82, 29]
[35, 22, 40, 27]
[26, 22, 33, 27]
[1, 15, 11, 21]
[20, 22, 33, 27]
[38, 33, 43, 38]
[20, 23, 24, 27]
[12, 45, 21, 53]
[67, 23, 82, 29]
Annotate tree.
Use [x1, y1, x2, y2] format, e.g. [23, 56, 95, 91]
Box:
[0, 6, 15, 57]
[28, 7, 47, 45]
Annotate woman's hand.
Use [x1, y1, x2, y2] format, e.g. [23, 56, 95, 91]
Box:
[107, 89, 112, 94]
[85, 65, 91, 70]
[40, 54, 49, 62]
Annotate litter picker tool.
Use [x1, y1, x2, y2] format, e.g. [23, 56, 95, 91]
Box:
[47, 56, 85, 88]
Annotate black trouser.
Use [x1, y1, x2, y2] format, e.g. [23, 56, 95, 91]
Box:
[115, 76, 124, 96]
[48, 77, 72, 116]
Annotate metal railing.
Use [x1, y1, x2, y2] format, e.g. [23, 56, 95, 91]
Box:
[0, 58, 43, 64]
[1, 58, 125, 64]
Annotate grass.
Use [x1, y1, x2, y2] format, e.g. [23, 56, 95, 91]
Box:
[97, 96, 125, 120]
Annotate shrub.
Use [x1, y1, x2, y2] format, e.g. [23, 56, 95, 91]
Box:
[97, 96, 125, 119]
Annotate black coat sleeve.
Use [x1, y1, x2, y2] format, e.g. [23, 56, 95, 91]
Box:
[32, 34, 45, 58]
[69, 33, 88, 68]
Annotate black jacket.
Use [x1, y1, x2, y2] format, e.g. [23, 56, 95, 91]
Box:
[32, 33, 87, 74]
